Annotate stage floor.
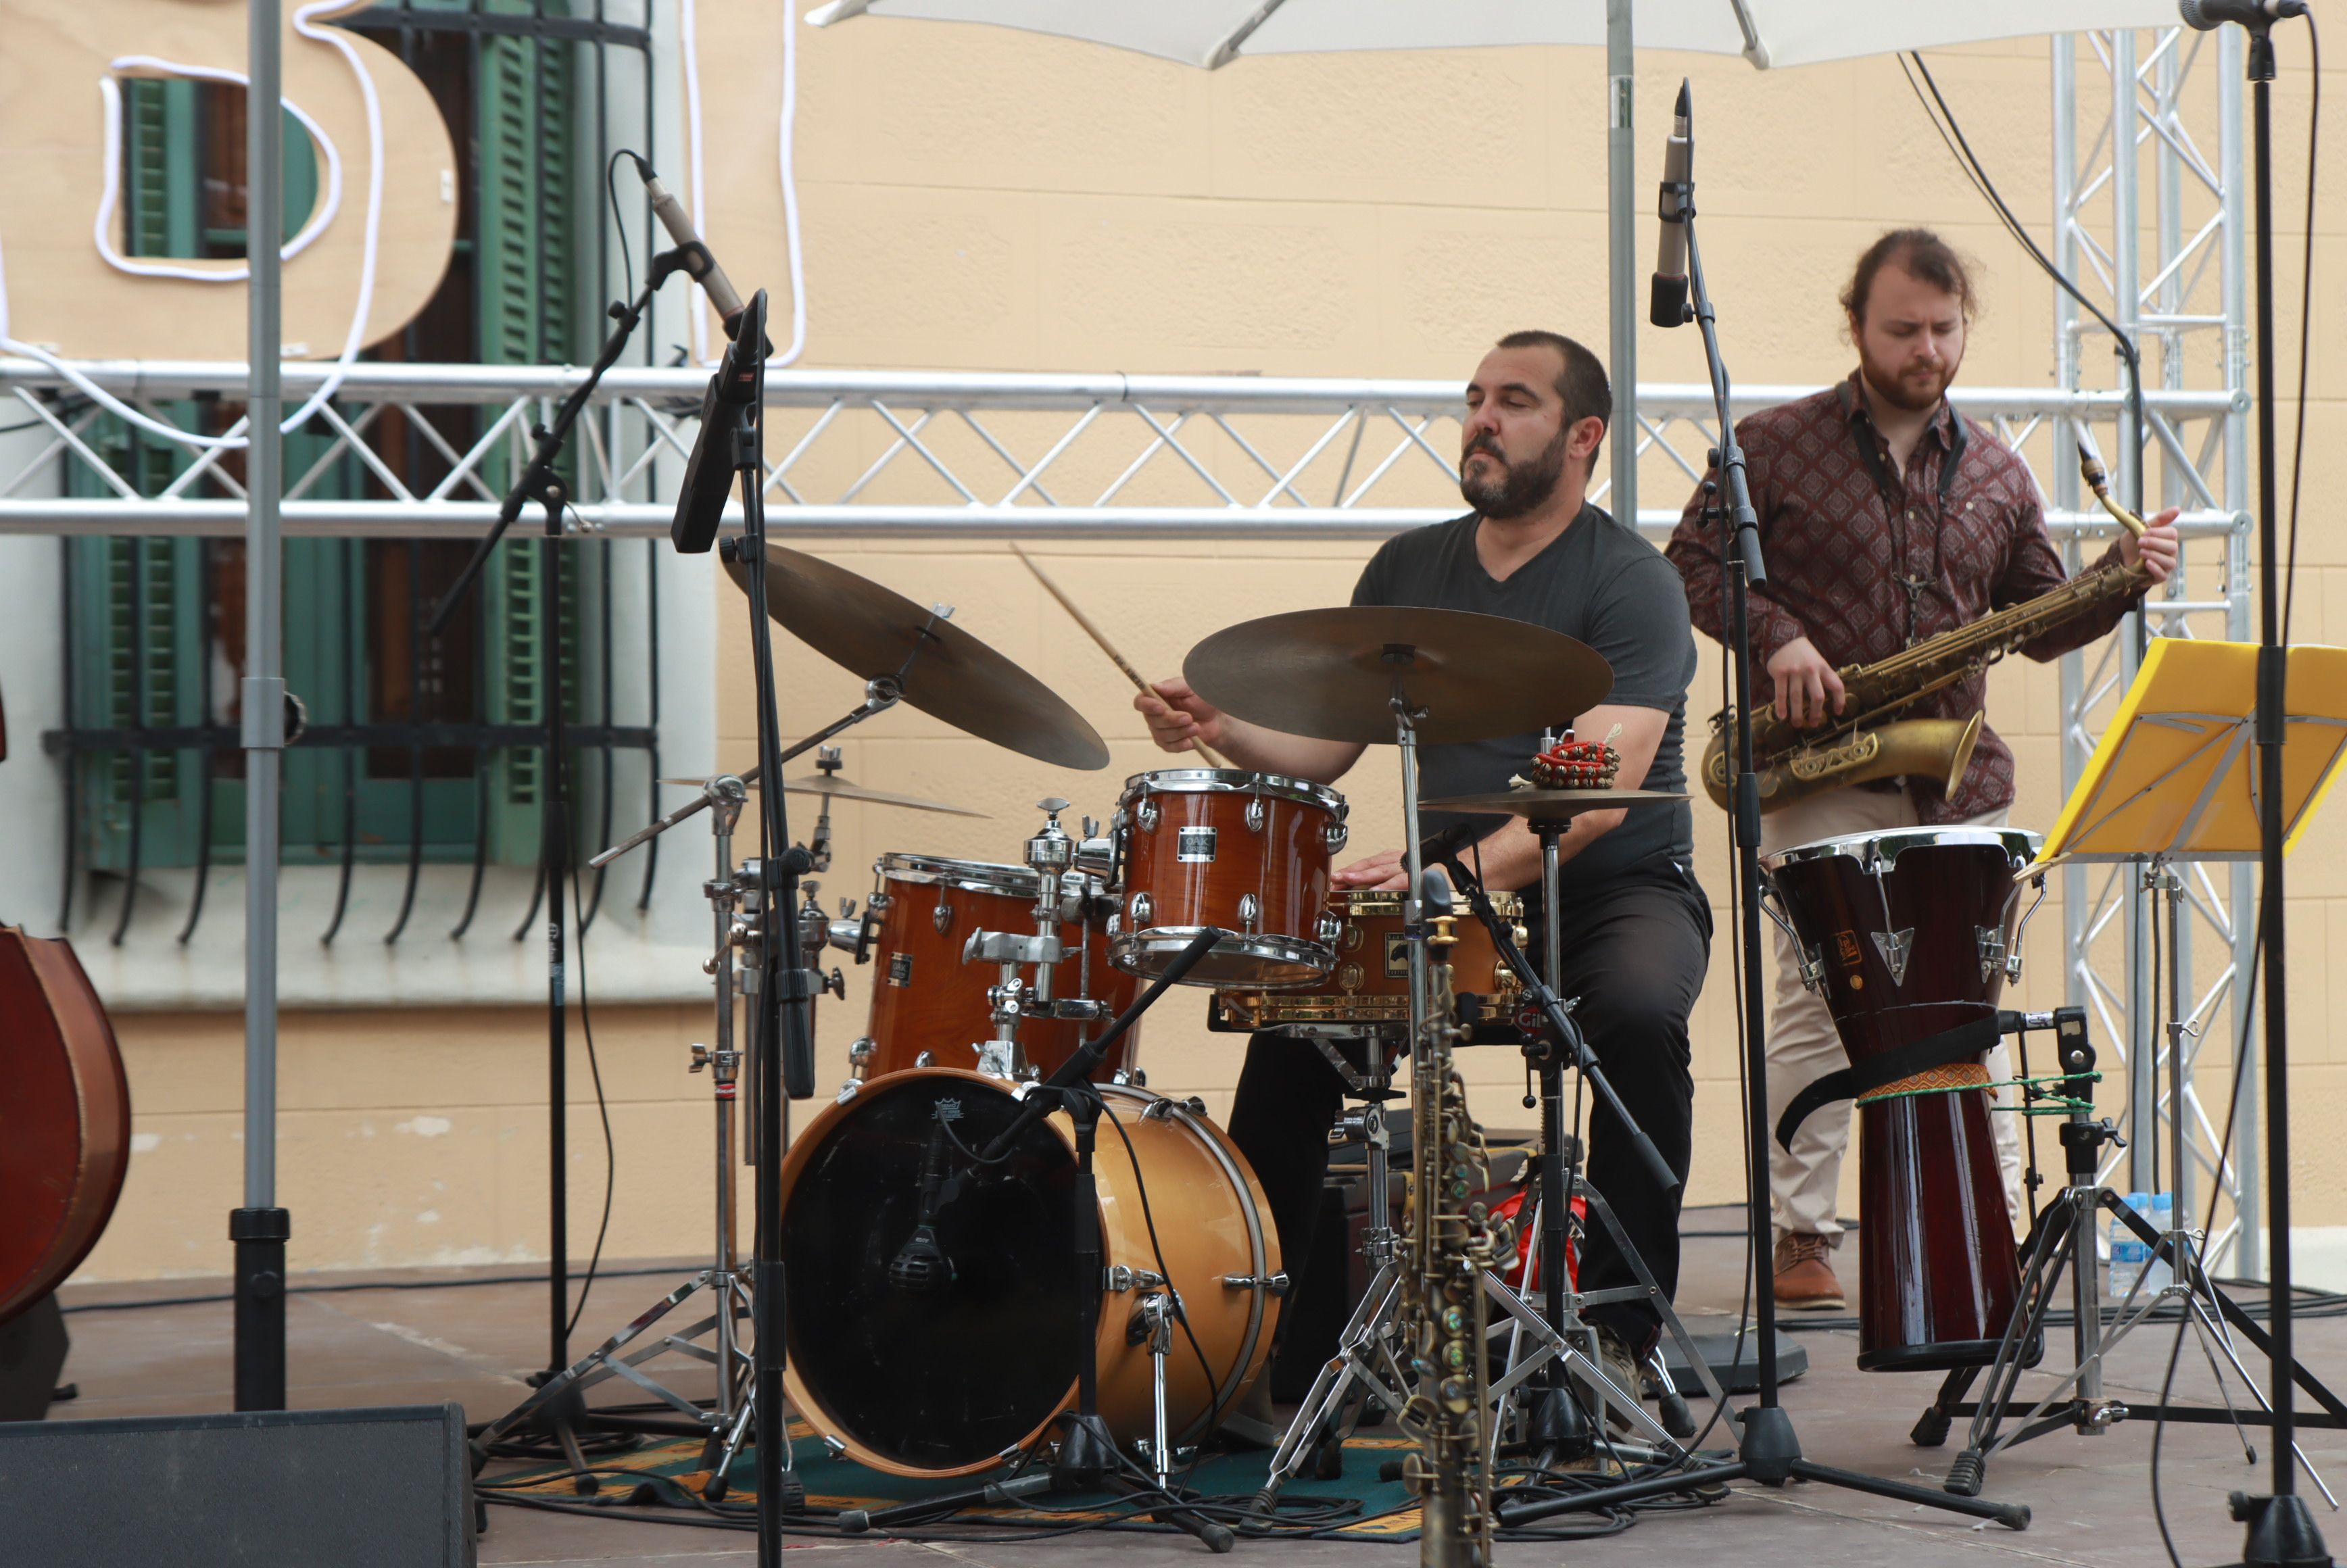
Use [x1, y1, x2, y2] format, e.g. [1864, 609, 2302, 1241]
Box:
[49, 1207, 2347, 1567]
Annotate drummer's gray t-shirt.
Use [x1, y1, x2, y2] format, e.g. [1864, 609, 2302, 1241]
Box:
[1350, 505, 1698, 891]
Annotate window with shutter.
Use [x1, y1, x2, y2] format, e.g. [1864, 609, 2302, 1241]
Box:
[68, 20, 598, 885]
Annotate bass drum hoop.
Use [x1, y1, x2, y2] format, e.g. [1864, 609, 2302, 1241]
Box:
[775, 1070, 1278, 1478]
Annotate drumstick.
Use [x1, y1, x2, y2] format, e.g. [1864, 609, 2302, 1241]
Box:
[1010, 542, 1236, 770]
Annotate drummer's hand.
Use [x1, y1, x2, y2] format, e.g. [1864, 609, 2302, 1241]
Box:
[1136, 677, 1224, 756]
[1332, 849, 1409, 891]
[2123, 506, 2181, 584]
[1767, 637, 1847, 729]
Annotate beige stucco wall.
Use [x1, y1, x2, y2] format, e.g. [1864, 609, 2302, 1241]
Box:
[65, 14, 2347, 1282]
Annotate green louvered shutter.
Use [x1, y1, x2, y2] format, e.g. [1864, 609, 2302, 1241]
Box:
[477, 18, 587, 862]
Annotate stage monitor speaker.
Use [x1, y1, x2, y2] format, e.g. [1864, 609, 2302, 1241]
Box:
[0, 1402, 476, 1567]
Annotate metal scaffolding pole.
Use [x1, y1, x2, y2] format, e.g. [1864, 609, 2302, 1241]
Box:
[233, 0, 291, 1411]
[1605, 0, 1637, 528]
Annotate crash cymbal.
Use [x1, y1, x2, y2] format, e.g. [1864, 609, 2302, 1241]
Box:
[1183, 607, 1613, 745]
[656, 772, 986, 818]
[1422, 787, 1688, 820]
[727, 547, 1109, 771]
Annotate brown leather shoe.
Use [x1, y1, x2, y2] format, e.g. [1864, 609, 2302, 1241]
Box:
[1773, 1232, 1845, 1310]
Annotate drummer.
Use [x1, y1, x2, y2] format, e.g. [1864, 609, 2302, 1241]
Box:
[1137, 330, 1709, 1417]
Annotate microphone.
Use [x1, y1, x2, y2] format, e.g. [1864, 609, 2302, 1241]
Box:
[887, 1103, 963, 1294]
[631, 156, 748, 339]
[670, 290, 767, 554]
[1418, 820, 1480, 869]
[2179, 0, 2306, 26]
[1649, 80, 1693, 329]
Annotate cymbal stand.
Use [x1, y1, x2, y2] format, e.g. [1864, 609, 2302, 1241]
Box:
[473, 773, 793, 1502]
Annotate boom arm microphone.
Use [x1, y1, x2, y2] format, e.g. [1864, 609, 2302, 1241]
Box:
[629, 155, 749, 338]
[2179, 0, 2306, 26]
[1649, 80, 1693, 329]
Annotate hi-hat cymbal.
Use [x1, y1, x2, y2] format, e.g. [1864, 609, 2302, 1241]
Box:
[727, 547, 1109, 771]
[656, 773, 987, 818]
[1422, 787, 1688, 820]
[1183, 607, 1614, 745]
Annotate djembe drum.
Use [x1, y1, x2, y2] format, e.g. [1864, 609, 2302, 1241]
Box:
[1762, 827, 2037, 1371]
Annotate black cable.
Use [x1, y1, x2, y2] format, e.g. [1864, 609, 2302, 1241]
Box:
[2283, 20, 2319, 642]
[1899, 53, 2149, 513]
[604, 149, 647, 305]
[562, 832, 618, 1343]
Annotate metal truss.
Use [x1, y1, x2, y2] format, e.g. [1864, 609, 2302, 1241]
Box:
[2052, 26, 2258, 1275]
[0, 360, 2235, 545]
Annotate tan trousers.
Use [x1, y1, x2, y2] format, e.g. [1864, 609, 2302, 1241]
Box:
[1762, 787, 2025, 1246]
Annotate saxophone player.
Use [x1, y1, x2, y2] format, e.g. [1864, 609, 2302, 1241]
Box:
[1664, 229, 2179, 1313]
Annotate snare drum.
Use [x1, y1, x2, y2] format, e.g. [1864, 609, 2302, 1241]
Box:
[1109, 770, 1348, 987]
[1219, 889, 1526, 1029]
[1764, 826, 2037, 1372]
[851, 854, 1140, 1087]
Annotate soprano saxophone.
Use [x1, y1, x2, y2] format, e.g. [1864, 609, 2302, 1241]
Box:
[1397, 894, 1514, 1567]
[1699, 436, 2152, 813]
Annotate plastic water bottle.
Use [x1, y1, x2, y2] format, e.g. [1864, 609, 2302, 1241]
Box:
[2108, 1192, 2174, 1298]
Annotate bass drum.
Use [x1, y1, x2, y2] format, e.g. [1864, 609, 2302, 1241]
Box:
[778, 1070, 1281, 1477]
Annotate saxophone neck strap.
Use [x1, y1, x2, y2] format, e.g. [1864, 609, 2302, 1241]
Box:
[1841, 381, 1968, 513]
[1774, 1010, 2006, 1152]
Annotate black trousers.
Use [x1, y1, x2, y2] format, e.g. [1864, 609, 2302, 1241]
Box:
[1226, 868, 1710, 1354]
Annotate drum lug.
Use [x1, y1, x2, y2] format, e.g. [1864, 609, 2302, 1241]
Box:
[1975, 926, 2008, 985]
[1104, 1263, 1167, 1292]
[1317, 910, 1344, 948]
[1136, 797, 1160, 834]
[1221, 1271, 1292, 1297]
[1324, 818, 1350, 854]
[1871, 927, 1914, 987]
[932, 900, 954, 934]
[974, 1039, 1020, 1080]
[834, 1079, 861, 1104]
[914, 1050, 936, 1069]
[1128, 891, 1154, 926]
[821, 1435, 848, 1460]
[1109, 1066, 1147, 1087]
[1238, 892, 1261, 933]
[1246, 796, 1268, 833]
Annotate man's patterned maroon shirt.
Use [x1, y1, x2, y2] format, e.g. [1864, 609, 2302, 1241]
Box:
[1664, 372, 2141, 823]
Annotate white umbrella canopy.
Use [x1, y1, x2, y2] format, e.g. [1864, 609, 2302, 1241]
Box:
[806, 0, 2186, 72]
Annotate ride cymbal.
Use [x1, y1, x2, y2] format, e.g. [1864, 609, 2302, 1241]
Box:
[656, 773, 986, 818]
[1183, 606, 1613, 745]
[726, 547, 1109, 770]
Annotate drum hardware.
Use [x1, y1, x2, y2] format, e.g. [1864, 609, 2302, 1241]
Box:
[1912, 885, 2347, 1500]
[474, 770, 792, 1504]
[817, 929, 1239, 1550]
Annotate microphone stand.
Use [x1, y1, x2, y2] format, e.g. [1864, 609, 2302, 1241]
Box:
[2227, 18, 2325, 1567]
[421, 243, 704, 1473]
[1508, 105, 2029, 1529]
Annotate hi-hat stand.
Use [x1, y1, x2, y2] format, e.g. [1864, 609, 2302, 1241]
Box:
[1502, 80, 2030, 1533]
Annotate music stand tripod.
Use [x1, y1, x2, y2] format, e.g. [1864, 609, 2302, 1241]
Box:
[1502, 78, 2030, 1533]
[1914, 637, 2347, 1499]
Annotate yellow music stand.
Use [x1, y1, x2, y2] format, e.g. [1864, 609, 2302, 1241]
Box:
[2037, 638, 2347, 869]
[1947, 639, 2347, 1478]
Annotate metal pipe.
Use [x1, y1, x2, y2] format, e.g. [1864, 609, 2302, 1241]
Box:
[1605, 0, 1636, 526]
[233, 0, 291, 1415]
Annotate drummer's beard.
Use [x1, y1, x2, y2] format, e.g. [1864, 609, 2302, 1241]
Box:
[1459, 425, 1570, 520]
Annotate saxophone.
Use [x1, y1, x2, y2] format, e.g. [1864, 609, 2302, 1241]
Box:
[1396, 899, 1514, 1567]
[1699, 438, 2153, 813]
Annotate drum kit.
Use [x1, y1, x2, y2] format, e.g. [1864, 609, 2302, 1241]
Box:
[477, 542, 2153, 1541]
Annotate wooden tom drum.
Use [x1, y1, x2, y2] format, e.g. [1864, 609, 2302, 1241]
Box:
[1763, 826, 2037, 1372]
[1219, 889, 1526, 1029]
[852, 854, 1140, 1087]
[1109, 769, 1348, 987]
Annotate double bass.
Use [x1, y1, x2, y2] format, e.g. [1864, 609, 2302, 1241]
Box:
[0, 926, 132, 1323]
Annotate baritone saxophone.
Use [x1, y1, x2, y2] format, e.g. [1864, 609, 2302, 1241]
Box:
[1397, 888, 1515, 1567]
